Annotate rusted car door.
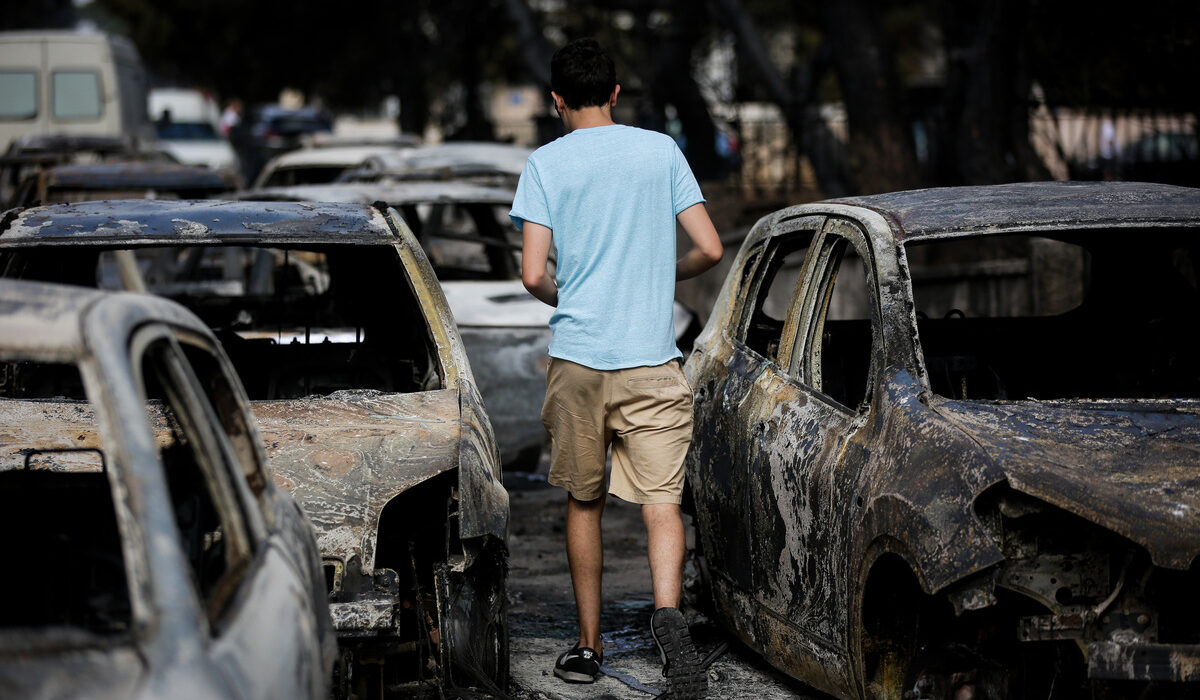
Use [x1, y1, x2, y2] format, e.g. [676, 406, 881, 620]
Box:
[738, 217, 879, 695]
[692, 216, 822, 603]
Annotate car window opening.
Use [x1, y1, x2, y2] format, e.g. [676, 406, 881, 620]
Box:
[817, 239, 873, 410]
[0, 361, 133, 639]
[742, 232, 815, 361]
[0, 245, 443, 400]
[906, 228, 1200, 400]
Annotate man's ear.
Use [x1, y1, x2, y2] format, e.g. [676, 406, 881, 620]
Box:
[609, 84, 621, 107]
[551, 91, 566, 115]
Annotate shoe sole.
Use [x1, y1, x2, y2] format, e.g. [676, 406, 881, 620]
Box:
[553, 667, 597, 683]
[651, 609, 707, 699]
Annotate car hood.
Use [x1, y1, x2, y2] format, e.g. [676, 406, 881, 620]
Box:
[935, 398, 1200, 569]
[441, 280, 552, 328]
[441, 279, 697, 338]
[254, 388, 461, 574]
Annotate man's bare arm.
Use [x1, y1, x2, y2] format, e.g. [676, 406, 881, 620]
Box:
[676, 203, 723, 281]
[521, 221, 558, 307]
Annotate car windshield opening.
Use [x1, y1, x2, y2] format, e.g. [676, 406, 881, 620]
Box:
[906, 228, 1200, 400]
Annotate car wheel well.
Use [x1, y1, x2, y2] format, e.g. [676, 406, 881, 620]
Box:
[859, 552, 930, 699]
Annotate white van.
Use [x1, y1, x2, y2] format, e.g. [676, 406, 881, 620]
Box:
[0, 31, 150, 152]
[148, 87, 239, 173]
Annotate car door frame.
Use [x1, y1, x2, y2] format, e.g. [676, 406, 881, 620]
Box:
[736, 213, 885, 697]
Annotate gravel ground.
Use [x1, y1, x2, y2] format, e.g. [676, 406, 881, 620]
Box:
[500, 473, 822, 700]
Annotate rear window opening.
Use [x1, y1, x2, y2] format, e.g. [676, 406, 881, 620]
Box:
[0, 360, 130, 637]
[906, 229, 1200, 400]
[1, 244, 442, 400]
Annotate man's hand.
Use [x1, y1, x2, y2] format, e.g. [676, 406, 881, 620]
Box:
[521, 221, 559, 307]
[676, 203, 723, 281]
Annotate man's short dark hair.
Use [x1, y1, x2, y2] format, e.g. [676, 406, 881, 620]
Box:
[550, 38, 616, 110]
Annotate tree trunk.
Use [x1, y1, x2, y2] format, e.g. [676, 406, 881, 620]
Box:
[708, 0, 850, 195]
[941, 0, 1048, 184]
[645, 1, 722, 180]
[823, 0, 921, 194]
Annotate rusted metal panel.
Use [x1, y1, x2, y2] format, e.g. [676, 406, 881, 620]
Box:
[934, 398, 1200, 570]
[1089, 641, 1200, 681]
[253, 389, 461, 574]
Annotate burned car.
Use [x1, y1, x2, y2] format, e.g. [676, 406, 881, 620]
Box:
[0, 278, 335, 699]
[0, 200, 510, 696]
[250, 144, 413, 190]
[8, 160, 237, 208]
[685, 182, 1200, 698]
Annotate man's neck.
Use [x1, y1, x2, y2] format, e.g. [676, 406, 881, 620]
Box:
[562, 106, 616, 132]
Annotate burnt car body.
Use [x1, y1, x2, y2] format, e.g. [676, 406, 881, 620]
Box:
[8, 160, 237, 207]
[0, 278, 335, 699]
[0, 200, 510, 696]
[685, 182, 1200, 698]
[242, 180, 702, 469]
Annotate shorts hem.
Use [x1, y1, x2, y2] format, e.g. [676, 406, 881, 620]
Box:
[608, 485, 683, 506]
[548, 475, 606, 502]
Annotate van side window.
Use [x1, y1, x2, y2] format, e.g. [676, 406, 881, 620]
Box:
[53, 72, 102, 120]
[0, 72, 37, 120]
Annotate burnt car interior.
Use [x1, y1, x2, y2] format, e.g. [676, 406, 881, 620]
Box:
[396, 202, 522, 281]
[0, 244, 443, 400]
[907, 229, 1200, 401]
[0, 362, 132, 639]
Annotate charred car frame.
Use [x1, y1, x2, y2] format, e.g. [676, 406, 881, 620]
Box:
[0, 278, 335, 698]
[0, 200, 510, 697]
[686, 182, 1200, 698]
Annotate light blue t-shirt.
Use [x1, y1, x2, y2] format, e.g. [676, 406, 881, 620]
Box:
[509, 124, 704, 370]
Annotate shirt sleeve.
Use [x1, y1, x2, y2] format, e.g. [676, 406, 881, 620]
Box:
[509, 157, 552, 231]
[670, 142, 705, 216]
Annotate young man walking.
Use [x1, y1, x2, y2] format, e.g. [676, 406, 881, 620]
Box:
[509, 38, 723, 698]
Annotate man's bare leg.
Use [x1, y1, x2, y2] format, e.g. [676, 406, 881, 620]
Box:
[567, 493, 606, 653]
[643, 503, 685, 608]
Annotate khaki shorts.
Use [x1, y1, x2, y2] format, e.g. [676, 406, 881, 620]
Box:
[542, 357, 693, 505]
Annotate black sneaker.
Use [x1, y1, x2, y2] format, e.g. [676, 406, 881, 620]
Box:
[650, 607, 707, 699]
[553, 644, 602, 683]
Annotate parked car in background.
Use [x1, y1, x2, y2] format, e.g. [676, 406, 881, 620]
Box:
[342, 141, 532, 186]
[243, 179, 703, 469]
[251, 143, 411, 190]
[0, 199, 510, 697]
[7, 159, 236, 207]
[0, 278, 335, 699]
[148, 87, 239, 175]
[0, 31, 151, 152]
[686, 182, 1200, 699]
[0, 134, 151, 204]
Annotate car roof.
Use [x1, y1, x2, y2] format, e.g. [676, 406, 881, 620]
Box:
[823, 181, 1200, 241]
[0, 199, 396, 248]
[367, 142, 530, 176]
[264, 145, 410, 170]
[42, 161, 237, 191]
[241, 180, 515, 206]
